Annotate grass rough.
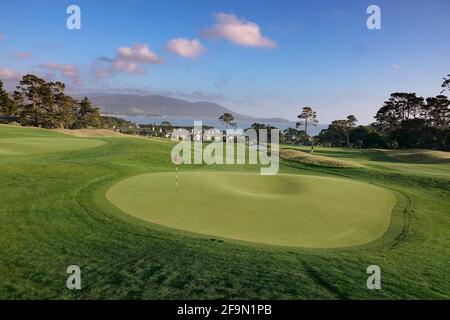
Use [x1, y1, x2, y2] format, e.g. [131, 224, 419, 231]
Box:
[280, 148, 363, 168]
[379, 149, 450, 164]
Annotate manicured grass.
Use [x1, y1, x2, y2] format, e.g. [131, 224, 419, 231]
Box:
[0, 124, 449, 299]
[0, 124, 69, 138]
[0, 137, 105, 155]
[106, 172, 395, 248]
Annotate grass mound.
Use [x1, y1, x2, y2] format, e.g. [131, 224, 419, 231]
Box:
[380, 149, 450, 164]
[280, 148, 363, 168]
[53, 128, 127, 137]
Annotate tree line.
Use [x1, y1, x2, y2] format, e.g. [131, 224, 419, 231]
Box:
[0, 74, 132, 129]
[303, 74, 450, 151]
[2, 73, 449, 150]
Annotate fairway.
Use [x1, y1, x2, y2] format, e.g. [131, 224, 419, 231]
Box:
[106, 172, 396, 248]
[0, 137, 105, 155]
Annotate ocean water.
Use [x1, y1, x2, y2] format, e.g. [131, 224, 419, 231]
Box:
[118, 115, 327, 136]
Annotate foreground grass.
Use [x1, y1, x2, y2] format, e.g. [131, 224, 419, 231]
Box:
[0, 125, 449, 299]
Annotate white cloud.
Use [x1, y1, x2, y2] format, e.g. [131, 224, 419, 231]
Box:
[0, 67, 19, 81]
[392, 64, 402, 70]
[93, 44, 162, 78]
[112, 59, 145, 74]
[165, 38, 207, 59]
[117, 44, 161, 64]
[202, 13, 276, 49]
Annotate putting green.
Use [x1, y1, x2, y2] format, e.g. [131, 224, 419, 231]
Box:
[0, 137, 105, 155]
[106, 172, 396, 248]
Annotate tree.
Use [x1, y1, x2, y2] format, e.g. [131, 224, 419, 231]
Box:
[100, 116, 134, 129]
[320, 115, 358, 148]
[249, 123, 270, 130]
[374, 92, 424, 144]
[441, 74, 450, 94]
[343, 115, 358, 147]
[1, 74, 141, 131]
[373, 89, 449, 149]
[48, 81, 77, 128]
[297, 107, 319, 152]
[423, 95, 450, 128]
[349, 126, 386, 148]
[247, 123, 277, 143]
[282, 127, 307, 144]
[219, 113, 236, 131]
[297, 107, 318, 136]
[13, 74, 47, 127]
[319, 123, 385, 149]
[74, 97, 101, 128]
[318, 121, 346, 147]
[12, 75, 79, 128]
[0, 80, 16, 116]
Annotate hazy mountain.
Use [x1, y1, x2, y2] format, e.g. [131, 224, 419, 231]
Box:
[83, 93, 290, 123]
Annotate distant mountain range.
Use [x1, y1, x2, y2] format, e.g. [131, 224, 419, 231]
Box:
[83, 93, 290, 123]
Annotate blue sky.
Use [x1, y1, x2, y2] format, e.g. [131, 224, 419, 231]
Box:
[1, 0, 449, 123]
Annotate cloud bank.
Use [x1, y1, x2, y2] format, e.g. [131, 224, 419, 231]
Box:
[93, 44, 162, 78]
[41, 62, 81, 85]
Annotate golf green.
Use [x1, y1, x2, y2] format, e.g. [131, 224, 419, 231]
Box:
[0, 137, 105, 155]
[106, 172, 396, 248]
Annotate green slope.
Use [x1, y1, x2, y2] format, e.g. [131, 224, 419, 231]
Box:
[106, 172, 395, 248]
[0, 124, 449, 299]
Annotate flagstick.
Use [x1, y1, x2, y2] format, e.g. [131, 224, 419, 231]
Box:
[175, 164, 178, 192]
[173, 154, 180, 193]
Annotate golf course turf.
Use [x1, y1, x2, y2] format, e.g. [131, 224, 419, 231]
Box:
[1, 124, 449, 299]
[106, 172, 395, 248]
[0, 137, 105, 155]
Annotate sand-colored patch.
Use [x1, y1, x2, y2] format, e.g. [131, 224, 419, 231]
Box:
[379, 149, 450, 164]
[53, 128, 128, 137]
[280, 149, 363, 168]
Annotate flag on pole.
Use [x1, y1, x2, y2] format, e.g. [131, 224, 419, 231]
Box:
[173, 154, 180, 192]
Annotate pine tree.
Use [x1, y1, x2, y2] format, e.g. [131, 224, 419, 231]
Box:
[0, 80, 16, 116]
[74, 97, 101, 128]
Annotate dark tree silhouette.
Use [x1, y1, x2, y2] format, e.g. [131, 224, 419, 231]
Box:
[219, 113, 236, 130]
[0, 80, 16, 116]
[297, 106, 319, 151]
[441, 74, 450, 94]
[8, 74, 105, 129]
[74, 97, 101, 128]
